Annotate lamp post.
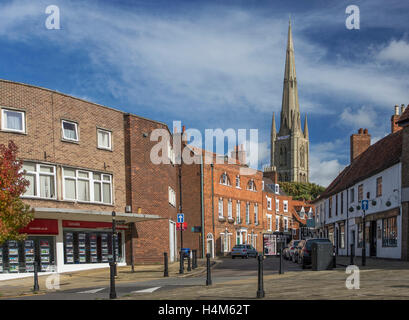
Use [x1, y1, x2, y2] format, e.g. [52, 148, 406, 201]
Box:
[112, 211, 117, 277]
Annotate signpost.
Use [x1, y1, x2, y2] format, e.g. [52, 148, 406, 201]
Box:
[177, 213, 185, 252]
[176, 222, 187, 231]
[361, 200, 368, 266]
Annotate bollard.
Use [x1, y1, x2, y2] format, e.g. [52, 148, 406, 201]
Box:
[279, 247, 284, 274]
[257, 255, 265, 298]
[206, 253, 212, 286]
[179, 250, 184, 274]
[164, 252, 169, 277]
[192, 250, 197, 269]
[109, 261, 117, 299]
[350, 244, 354, 265]
[33, 261, 39, 292]
[187, 252, 192, 271]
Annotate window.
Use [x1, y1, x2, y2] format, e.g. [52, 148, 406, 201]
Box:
[219, 173, 231, 186]
[267, 197, 272, 210]
[350, 188, 355, 203]
[168, 187, 176, 207]
[246, 202, 250, 224]
[341, 192, 344, 214]
[284, 217, 288, 232]
[376, 177, 382, 197]
[228, 199, 232, 218]
[236, 201, 241, 224]
[97, 129, 112, 150]
[262, 181, 265, 191]
[218, 198, 224, 217]
[22, 162, 56, 199]
[62, 120, 78, 141]
[63, 168, 112, 204]
[339, 223, 345, 249]
[235, 175, 240, 188]
[1, 109, 25, 133]
[247, 179, 256, 191]
[267, 214, 272, 231]
[276, 199, 279, 212]
[254, 204, 258, 225]
[283, 200, 288, 212]
[383, 217, 397, 247]
[275, 184, 279, 194]
[328, 197, 332, 218]
[276, 217, 280, 231]
[358, 184, 363, 202]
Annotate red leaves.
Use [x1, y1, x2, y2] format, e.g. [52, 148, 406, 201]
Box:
[0, 140, 34, 244]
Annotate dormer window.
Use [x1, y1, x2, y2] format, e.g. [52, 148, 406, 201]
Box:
[275, 184, 279, 194]
[236, 175, 240, 188]
[219, 172, 231, 186]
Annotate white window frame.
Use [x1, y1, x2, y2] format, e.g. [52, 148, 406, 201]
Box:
[254, 204, 258, 225]
[63, 167, 113, 204]
[220, 172, 230, 186]
[228, 199, 232, 218]
[247, 179, 256, 191]
[168, 186, 176, 207]
[62, 120, 79, 142]
[267, 197, 272, 210]
[1, 108, 25, 133]
[22, 163, 56, 199]
[284, 217, 288, 232]
[236, 175, 240, 188]
[267, 214, 272, 231]
[276, 216, 280, 231]
[276, 199, 279, 212]
[218, 198, 224, 217]
[236, 201, 241, 224]
[283, 200, 288, 212]
[246, 202, 250, 224]
[275, 184, 279, 194]
[97, 128, 112, 150]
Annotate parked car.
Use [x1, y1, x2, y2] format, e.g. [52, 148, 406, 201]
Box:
[293, 240, 305, 263]
[284, 240, 301, 260]
[231, 244, 258, 259]
[297, 238, 332, 268]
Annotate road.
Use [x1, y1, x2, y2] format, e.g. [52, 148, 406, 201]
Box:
[6, 255, 303, 300]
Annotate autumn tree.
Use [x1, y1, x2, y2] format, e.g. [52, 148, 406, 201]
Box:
[0, 141, 34, 244]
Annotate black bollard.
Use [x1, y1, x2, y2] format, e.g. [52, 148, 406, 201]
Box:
[109, 261, 117, 299]
[192, 250, 197, 269]
[350, 244, 354, 265]
[179, 250, 184, 274]
[206, 253, 212, 285]
[257, 255, 265, 298]
[164, 252, 169, 277]
[279, 247, 284, 274]
[33, 261, 39, 292]
[187, 252, 192, 271]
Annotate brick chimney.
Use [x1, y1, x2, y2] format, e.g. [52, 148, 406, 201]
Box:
[350, 128, 371, 163]
[230, 144, 246, 165]
[391, 105, 403, 134]
[263, 170, 278, 184]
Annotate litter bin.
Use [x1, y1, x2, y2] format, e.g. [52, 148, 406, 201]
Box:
[312, 242, 333, 271]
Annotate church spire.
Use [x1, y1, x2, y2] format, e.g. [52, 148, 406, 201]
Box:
[279, 17, 301, 136]
[304, 113, 309, 139]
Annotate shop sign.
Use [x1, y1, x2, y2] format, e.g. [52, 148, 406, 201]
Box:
[62, 220, 128, 230]
[19, 219, 59, 235]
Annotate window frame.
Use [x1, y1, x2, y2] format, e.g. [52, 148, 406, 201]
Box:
[283, 200, 288, 212]
[97, 128, 112, 151]
[254, 204, 258, 225]
[218, 198, 224, 217]
[382, 216, 397, 247]
[245, 202, 250, 224]
[61, 120, 79, 142]
[21, 162, 57, 200]
[236, 201, 241, 224]
[376, 177, 382, 198]
[1, 108, 26, 133]
[228, 199, 232, 219]
[267, 197, 272, 210]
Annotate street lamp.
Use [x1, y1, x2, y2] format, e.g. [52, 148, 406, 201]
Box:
[112, 211, 117, 277]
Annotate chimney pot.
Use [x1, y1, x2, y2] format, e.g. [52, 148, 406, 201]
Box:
[350, 129, 371, 163]
[182, 125, 186, 133]
[363, 128, 368, 134]
[358, 128, 363, 134]
[395, 105, 400, 116]
[402, 104, 406, 114]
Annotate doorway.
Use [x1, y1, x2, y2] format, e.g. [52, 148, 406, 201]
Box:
[169, 221, 177, 262]
[370, 221, 377, 257]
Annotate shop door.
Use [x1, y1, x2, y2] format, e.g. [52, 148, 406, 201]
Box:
[370, 221, 377, 257]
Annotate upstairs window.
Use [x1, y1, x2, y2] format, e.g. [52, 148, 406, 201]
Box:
[168, 187, 176, 207]
[97, 129, 112, 150]
[254, 204, 258, 225]
[276, 199, 279, 212]
[236, 201, 241, 223]
[376, 177, 382, 197]
[283, 200, 288, 212]
[228, 199, 232, 218]
[218, 198, 224, 217]
[276, 216, 280, 231]
[284, 217, 288, 232]
[62, 120, 78, 142]
[235, 175, 240, 188]
[246, 202, 250, 224]
[247, 179, 256, 191]
[267, 197, 272, 210]
[219, 173, 231, 186]
[358, 184, 363, 202]
[22, 162, 56, 199]
[350, 188, 355, 203]
[275, 184, 279, 194]
[1, 109, 25, 133]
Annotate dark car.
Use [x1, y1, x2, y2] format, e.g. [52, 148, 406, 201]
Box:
[297, 238, 332, 268]
[231, 244, 258, 259]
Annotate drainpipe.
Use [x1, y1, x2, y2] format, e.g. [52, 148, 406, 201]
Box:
[200, 155, 205, 258]
[211, 164, 215, 236]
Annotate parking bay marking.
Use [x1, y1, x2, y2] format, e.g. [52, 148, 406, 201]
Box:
[131, 286, 161, 293]
[77, 288, 105, 294]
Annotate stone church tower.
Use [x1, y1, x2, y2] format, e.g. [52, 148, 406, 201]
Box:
[269, 19, 309, 183]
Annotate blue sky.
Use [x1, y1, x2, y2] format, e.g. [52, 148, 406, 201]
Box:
[0, 0, 408, 186]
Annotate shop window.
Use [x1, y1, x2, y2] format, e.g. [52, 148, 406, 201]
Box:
[62, 120, 78, 142]
[1, 108, 25, 133]
[97, 128, 112, 150]
[63, 168, 112, 204]
[382, 217, 397, 247]
[22, 162, 56, 199]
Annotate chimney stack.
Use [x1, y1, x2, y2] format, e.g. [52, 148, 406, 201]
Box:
[350, 128, 371, 163]
[263, 170, 278, 184]
[181, 125, 188, 143]
[230, 144, 246, 165]
[391, 105, 404, 134]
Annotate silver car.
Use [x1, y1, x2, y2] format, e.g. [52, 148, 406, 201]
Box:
[231, 244, 258, 259]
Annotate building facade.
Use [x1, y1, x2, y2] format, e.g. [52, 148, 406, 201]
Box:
[269, 20, 309, 183]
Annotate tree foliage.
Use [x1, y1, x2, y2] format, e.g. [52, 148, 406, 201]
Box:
[279, 181, 325, 201]
[0, 141, 34, 244]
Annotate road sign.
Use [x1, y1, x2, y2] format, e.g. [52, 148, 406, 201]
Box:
[361, 200, 369, 211]
[176, 222, 187, 231]
[177, 213, 184, 223]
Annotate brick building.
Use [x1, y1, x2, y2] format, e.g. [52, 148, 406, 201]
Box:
[0, 79, 177, 278]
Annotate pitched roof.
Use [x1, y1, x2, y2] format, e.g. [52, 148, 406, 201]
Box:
[319, 129, 403, 199]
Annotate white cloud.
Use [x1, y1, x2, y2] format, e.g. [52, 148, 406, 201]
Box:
[339, 105, 378, 129]
[377, 40, 409, 65]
